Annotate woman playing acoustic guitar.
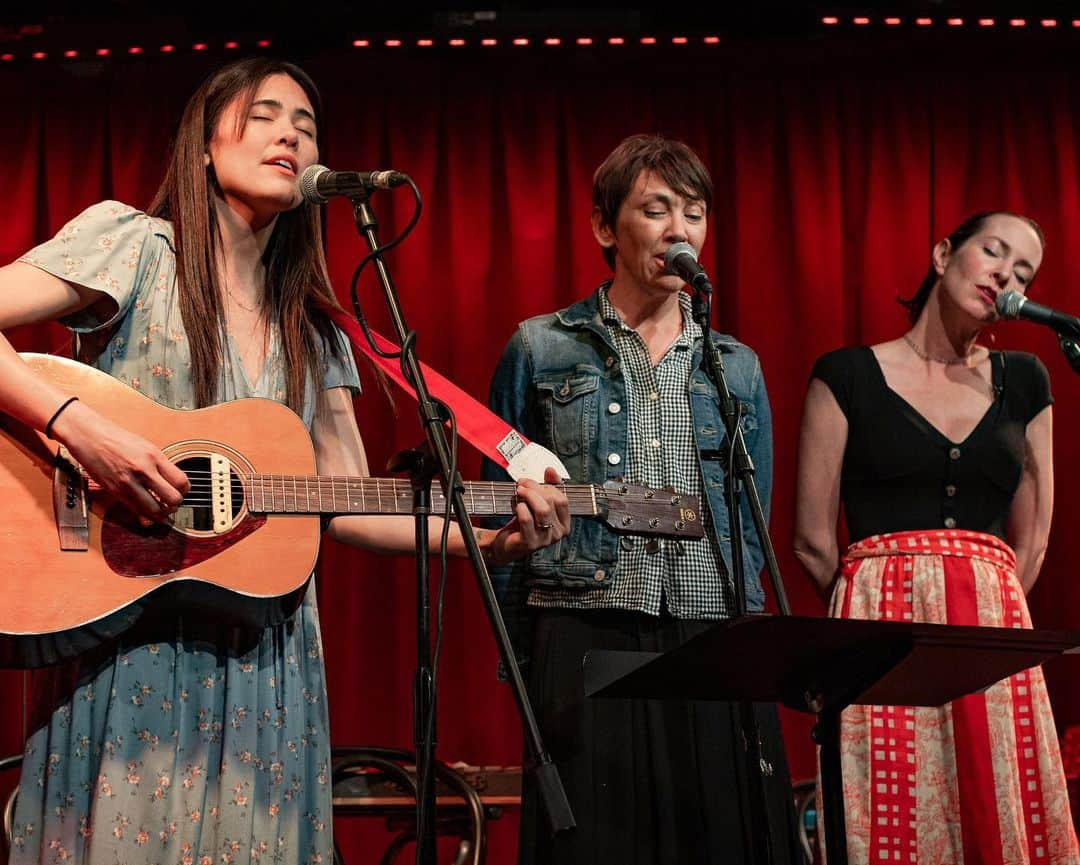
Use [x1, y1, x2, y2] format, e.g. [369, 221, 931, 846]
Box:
[0, 58, 570, 865]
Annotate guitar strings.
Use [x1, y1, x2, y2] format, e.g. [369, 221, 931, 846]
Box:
[175, 471, 670, 501]
[170, 472, 683, 513]
[177, 483, 653, 501]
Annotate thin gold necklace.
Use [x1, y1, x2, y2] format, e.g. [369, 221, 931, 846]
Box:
[903, 333, 977, 367]
[225, 285, 260, 313]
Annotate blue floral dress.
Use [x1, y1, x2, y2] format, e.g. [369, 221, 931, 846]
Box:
[10, 201, 360, 865]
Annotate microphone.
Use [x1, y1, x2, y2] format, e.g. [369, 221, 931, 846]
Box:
[995, 290, 1080, 340]
[663, 242, 713, 292]
[299, 164, 408, 203]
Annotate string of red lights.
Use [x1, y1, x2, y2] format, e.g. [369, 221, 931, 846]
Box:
[2, 19, 1077, 63]
[822, 16, 1073, 27]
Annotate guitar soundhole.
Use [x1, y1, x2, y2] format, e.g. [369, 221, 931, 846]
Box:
[173, 455, 245, 533]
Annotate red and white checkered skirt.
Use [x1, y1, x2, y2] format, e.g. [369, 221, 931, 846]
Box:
[823, 529, 1079, 865]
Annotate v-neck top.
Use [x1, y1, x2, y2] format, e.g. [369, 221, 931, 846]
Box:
[812, 346, 1052, 543]
[20, 200, 360, 425]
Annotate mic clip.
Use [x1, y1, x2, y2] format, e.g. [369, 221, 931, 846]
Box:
[1060, 336, 1080, 376]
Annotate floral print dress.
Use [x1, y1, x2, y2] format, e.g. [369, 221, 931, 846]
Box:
[9, 201, 360, 865]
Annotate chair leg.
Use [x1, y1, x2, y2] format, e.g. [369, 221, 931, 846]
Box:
[452, 838, 471, 865]
[379, 830, 414, 865]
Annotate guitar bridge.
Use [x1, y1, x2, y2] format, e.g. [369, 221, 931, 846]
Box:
[210, 454, 233, 534]
[53, 445, 89, 551]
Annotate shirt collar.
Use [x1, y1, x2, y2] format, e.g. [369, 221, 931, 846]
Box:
[598, 286, 701, 349]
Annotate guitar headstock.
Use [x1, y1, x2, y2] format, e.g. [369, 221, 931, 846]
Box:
[598, 481, 705, 540]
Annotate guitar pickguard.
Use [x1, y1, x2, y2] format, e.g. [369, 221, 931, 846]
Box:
[101, 505, 267, 577]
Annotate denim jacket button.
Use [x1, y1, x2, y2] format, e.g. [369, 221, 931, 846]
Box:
[607, 452, 621, 465]
[559, 382, 570, 397]
[607, 402, 621, 414]
[593, 568, 606, 582]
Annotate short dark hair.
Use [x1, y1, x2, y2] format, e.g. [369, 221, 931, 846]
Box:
[899, 211, 1046, 323]
[592, 134, 713, 269]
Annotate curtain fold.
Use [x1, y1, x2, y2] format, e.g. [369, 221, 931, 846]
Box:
[1, 39, 1078, 858]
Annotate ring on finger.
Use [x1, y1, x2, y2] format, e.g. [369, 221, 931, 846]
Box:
[536, 522, 553, 530]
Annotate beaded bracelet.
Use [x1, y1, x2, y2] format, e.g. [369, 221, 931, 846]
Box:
[44, 396, 79, 440]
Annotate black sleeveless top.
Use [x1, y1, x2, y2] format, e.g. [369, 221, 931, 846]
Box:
[811, 347, 1053, 543]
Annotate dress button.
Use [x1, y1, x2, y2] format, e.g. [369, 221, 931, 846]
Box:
[608, 402, 622, 415]
[607, 452, 622, 466]
[945, 484, 957, 497]
[944, 517, 957, 529]
[949, 447, 961, 460]
[593, 568, 606, 582]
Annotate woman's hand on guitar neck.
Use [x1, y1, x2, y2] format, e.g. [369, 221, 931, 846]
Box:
[483, 466, 571, 567]
[50, 398, 191, 521]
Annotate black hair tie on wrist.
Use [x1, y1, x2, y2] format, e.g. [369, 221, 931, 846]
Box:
[44, 396, 79, 440]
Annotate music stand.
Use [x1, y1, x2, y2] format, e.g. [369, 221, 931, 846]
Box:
[584, 614, 1080, 865]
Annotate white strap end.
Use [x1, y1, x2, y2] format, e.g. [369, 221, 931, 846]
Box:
[505, 442, 570, 482]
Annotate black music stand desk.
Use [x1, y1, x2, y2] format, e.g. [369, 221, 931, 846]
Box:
[583, 614, 1080, 865]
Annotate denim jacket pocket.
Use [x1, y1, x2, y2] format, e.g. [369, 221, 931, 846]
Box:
[536, 373, 600, 458]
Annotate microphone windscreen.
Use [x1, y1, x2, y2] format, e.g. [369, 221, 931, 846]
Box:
[663, 242, 698, 273]
[995, 290, 1025, 319]
[299, 164, 330, 203]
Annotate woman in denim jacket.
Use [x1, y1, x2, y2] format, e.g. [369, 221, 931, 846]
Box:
[483, 135, 799, 865]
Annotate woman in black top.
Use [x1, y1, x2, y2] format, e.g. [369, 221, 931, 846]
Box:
[794, 212, 1077, 864]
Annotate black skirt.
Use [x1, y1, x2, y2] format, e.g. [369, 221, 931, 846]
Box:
[518, 607, 801, 865]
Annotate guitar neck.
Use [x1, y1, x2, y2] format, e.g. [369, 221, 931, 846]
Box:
[245, 475, 600, 518]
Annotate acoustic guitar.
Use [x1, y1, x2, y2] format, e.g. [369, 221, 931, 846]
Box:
[0, 354, 703, 667]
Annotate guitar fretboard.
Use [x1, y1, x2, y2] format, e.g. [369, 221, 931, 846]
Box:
[244, 476, 601, 518]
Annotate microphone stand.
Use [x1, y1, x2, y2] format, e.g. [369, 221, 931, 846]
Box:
[347, 188, 574, 864]
[690, 280, 791, 865]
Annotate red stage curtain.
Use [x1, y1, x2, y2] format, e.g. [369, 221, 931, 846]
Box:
[2, 36, 1079, 861]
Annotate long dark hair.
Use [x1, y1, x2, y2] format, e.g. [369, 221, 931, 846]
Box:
[148, 57, 344, 412]
[899, 211, 1046, 324]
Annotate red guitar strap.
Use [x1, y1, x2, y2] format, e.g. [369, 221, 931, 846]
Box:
[320, 304, 568, 482]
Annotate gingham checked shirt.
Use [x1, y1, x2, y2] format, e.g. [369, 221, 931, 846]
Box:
[528, 287, 734, 618]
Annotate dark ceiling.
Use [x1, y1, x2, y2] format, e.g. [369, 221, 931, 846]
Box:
[2, 2, 1077, 40]
[1, 2, 1077, 56]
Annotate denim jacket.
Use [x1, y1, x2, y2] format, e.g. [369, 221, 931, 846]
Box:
[482, 289, 773, 657]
